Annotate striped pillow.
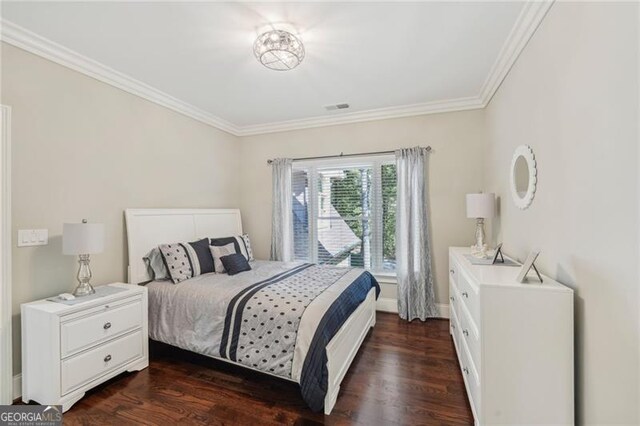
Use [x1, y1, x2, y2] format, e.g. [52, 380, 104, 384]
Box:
[158, 238, 214, 284]
[210, 234, 254, 263]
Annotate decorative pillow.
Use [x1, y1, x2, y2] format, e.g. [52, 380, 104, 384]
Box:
[158, 238, 214, 284]
[187, 238, 215, 274]
[210, 234, 254, 261]
[220, 253, 252, 276]
[210, 243, 237, 273]
[240, 234, 254, 261]
[143, 247, 169, 281]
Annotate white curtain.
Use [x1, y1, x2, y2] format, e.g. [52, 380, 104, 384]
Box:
[270, 158, 294, 261]
[395, 147, 438, 321]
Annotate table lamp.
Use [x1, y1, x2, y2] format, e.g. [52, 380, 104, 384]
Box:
[63, 219, 104, 296]
[466, 193, 495, 257]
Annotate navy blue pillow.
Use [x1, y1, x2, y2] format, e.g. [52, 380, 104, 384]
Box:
[188, 238, 214, 274]
[220, 253, 251, 276]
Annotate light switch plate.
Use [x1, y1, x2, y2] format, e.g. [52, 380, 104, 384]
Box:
[18, 229, 48, 247]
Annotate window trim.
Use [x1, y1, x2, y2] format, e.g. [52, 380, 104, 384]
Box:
[374, 272, 398, 284]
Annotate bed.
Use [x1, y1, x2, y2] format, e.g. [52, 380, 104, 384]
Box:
[125, 208, 379, 414]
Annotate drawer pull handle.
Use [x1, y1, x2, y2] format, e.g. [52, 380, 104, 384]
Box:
[463, 329, 469, 337]
[449, 296, 455, 302]
[104, 354, 112, 362]
[462, 292, 469, 298]
[463, 367, 469, 375]
[450, 269, 455, 274]
[103, 322, 112, 330]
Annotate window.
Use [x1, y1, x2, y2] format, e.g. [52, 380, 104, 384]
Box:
[292, 156, 397, 272]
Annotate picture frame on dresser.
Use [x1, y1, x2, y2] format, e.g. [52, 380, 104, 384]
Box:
[491, 243, 504, 263]
[516, 249, 543, 283]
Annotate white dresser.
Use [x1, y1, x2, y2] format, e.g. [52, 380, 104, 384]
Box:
[21, 283, 148, 412]
[449, 247, 574, 425]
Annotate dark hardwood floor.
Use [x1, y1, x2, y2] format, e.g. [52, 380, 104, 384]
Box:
[59, 313, 472, 425]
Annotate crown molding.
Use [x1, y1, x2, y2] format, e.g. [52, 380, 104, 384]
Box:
[0, 1, 552, 137]
[0, 20, 241, 136]
[478, 0, 554, 105]
[236, 96, 484, 136]
[246, 0, 553, 135]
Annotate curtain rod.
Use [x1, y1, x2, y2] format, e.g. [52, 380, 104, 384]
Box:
[266, 146, 431, 165]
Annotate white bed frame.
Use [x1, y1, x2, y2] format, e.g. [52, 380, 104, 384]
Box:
[124, 208, 376, 415]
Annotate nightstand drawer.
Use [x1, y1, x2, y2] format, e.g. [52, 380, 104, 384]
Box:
[61, 329, 143, 395]
[61, 299, 142, 357]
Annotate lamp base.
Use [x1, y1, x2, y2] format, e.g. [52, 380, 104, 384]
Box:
[471, 245, 489, 258]
[73, 254, 96, 297]
[73, 282, 96, 297]
[471, 218, 488, 258]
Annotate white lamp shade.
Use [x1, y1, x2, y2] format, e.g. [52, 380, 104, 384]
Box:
[63, 222, 105, 255]
[466, 193, 496, 219]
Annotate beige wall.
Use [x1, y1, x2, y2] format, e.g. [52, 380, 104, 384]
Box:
[1, 43, 242, 375]
[483, 3, 639, 424]
[239, 111, 487, 305]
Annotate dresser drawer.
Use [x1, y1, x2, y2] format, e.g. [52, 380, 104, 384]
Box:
[456, 266, 480, 328]
[449, 255, 459, 285]
[449, 277, 459, 317]
[458, 299, 481, 374]
[61, 299, 142, 357]
[450, 299, 460, 341]
[460, 335, 481, 421]
[452, 293, 481, 423]
[61, 329, 143, 395]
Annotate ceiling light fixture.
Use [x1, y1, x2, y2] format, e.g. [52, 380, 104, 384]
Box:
[253, 29, 305, 71]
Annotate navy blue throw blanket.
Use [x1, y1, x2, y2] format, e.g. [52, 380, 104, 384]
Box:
[300, 271, 380, 412]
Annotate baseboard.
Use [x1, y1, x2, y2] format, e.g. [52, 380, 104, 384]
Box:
[376, 297, 398, 313]
[376, 298, 450, 319]
[12, 373, 21, 401]
[437, 303, 450, 319]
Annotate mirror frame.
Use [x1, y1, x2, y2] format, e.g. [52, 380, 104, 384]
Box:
[510, 145, 537, 210]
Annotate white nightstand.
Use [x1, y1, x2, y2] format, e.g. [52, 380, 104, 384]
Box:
[21, 283, 148, 412]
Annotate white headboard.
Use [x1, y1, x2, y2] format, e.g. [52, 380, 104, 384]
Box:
[125, 208, 243, 284]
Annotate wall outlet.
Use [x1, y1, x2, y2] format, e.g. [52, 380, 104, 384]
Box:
[17, 229, 48, 247]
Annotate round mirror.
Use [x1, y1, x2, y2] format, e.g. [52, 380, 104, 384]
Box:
[514, 156, 530, 197]
[510, 145, 537, 209]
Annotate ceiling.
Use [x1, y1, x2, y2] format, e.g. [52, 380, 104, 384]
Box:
[1, 1, 550, 135]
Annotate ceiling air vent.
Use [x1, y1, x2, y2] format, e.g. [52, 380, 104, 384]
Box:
[324, 103, 350, 111]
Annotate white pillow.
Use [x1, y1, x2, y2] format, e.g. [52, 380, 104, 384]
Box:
[143, 247, 169, 281]
[210, 243, 237, 273]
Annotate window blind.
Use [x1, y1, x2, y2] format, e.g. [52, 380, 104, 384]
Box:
[292, 156, 396, 272]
